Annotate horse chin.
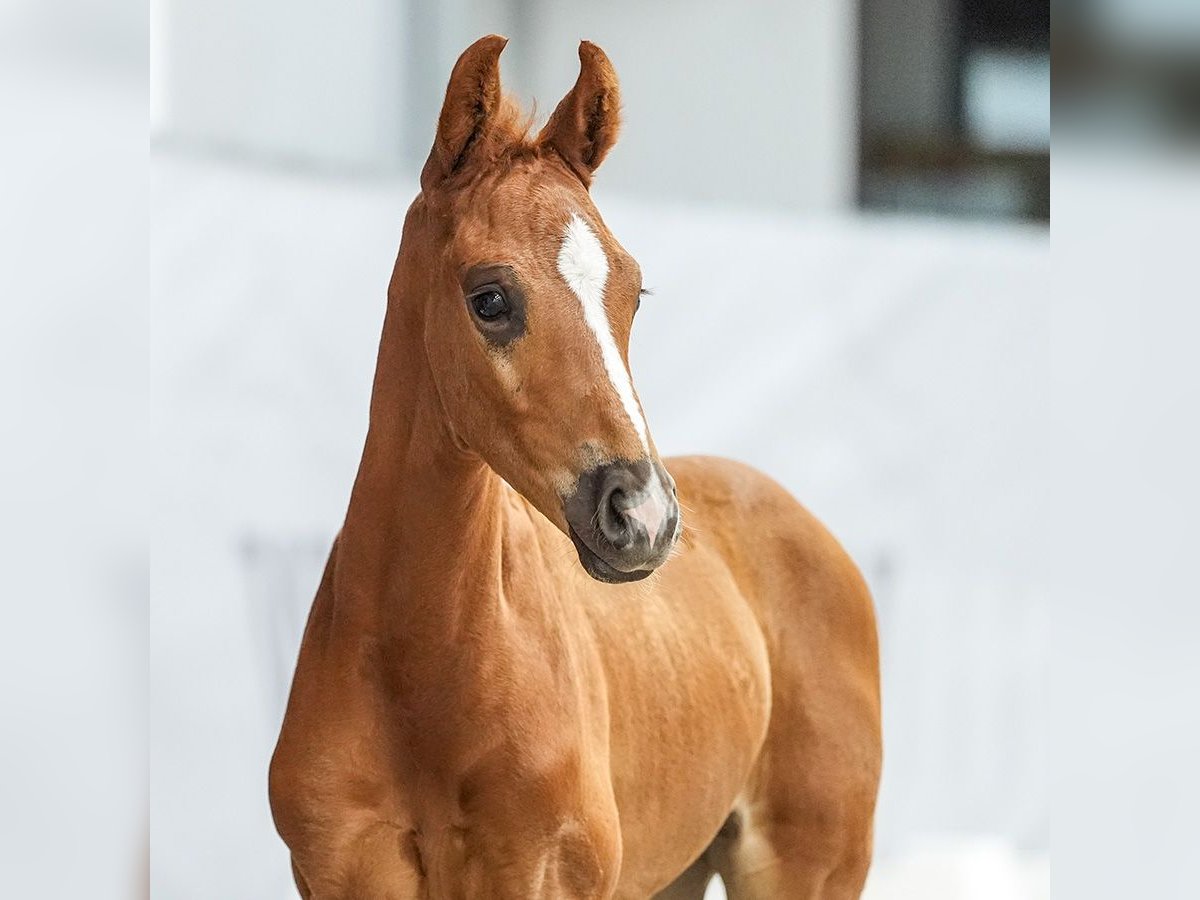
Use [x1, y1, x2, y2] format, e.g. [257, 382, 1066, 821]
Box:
[567, 526, 654, 584]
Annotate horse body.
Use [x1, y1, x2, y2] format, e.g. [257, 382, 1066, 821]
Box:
[270, 36, 880, 899]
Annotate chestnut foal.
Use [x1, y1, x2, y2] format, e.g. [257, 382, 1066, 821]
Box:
[270, 36, 881, 899]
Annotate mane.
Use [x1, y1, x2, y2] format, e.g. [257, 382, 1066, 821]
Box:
[493, 93, 539, 154]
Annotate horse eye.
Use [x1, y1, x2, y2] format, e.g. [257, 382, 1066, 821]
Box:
[636, 286, 651, 315]
[471, 289, 509, 321]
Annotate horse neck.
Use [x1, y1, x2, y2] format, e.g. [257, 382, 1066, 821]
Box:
[333, 222, 505, 650]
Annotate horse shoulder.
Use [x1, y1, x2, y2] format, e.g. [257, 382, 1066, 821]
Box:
[666, 455, 882, 889]
[665, 453, 878, 668]
[270, 546, 424, 897]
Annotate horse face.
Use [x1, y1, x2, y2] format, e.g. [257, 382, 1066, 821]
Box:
[417, 37, 680, 583]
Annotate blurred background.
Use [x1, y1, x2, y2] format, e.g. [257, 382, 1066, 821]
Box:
[152, 0, 1052, 223]
[1, 2, 145, 900]
[149, 2, 1050, 898]
[0, 0, 1186, 896]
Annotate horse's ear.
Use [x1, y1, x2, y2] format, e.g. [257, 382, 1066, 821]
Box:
[421, 34, 508, 195]
[537, 41, 621, 186]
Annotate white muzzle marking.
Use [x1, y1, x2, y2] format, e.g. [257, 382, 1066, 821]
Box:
[556, 214, 650, 454]
[624, 479, 669, 544]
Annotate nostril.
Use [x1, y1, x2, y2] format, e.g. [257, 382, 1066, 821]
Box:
[599, 486, 634, 548]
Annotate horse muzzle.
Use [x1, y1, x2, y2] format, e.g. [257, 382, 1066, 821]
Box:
[562, 458, 681, 584]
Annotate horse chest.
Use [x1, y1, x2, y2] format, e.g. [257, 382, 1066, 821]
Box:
[276, 649, 622, 899]
[589, 571, 774, 891]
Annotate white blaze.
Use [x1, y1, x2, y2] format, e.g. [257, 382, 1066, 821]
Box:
[556, 214, 649, 453]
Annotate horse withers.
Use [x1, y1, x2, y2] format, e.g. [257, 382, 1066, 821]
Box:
[269, 35, 882, 899]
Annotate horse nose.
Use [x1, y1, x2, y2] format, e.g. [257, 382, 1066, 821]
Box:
[599, 469, 670, 552]
[563, 459, 680, 583]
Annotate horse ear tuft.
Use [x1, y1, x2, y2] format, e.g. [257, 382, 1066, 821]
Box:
[537, 41, 621, 186]
[421, 35, 508, 195]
